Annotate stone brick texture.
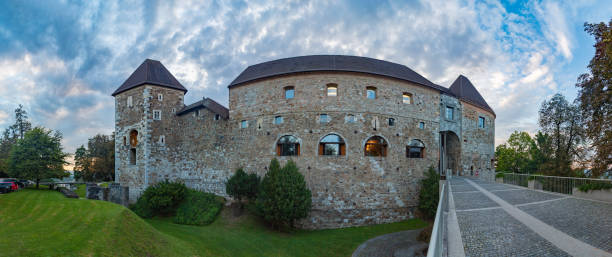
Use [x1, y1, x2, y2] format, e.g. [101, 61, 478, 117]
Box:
[114, 72, 495, 229]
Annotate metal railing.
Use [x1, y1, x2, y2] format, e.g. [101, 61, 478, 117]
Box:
[498, 173, 612, 195]
[427, 180, 448, 257]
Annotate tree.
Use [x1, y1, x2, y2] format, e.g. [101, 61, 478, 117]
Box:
[255, 159, 312, 230]
[418, 166, 439, 219]
[530, 132, 554, 173]
[576, 20, 612, 177]
[11, 104, 32, 140]
[8, 127, 68, 188]
[539, 94, 585, 176]
[73, 134, 115, 181]
[73, 145, 91, 181]
[0, 105, 32, 176]
[225, 168, 260, 207]
[495, 131, 536, 173]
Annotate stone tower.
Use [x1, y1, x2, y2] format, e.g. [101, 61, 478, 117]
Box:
[112, 59, 187, 201]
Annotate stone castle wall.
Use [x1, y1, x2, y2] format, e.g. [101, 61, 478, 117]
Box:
[114, 72, 496, 229]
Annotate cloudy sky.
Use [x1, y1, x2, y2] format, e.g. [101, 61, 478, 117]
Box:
[0, 0, 610, 163]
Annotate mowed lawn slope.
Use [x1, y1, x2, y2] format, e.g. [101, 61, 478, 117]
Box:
[0, 189, 428, 257]
[0, 189, 195, 257]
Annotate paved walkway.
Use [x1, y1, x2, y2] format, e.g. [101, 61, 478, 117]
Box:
[352, 229, 428, 257]
[448, 177, 612, 257]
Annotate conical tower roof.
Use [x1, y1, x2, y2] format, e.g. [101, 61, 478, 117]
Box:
[112, 59, 187, 96]
[449, 75, 494, 115]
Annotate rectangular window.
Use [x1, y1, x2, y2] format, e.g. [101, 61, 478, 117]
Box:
[215, 114, 220, 120]
[419, 122, 425, 129]
[327, 84, 337, 96]
[478, 116, 485, 128]
[129, 148, 136, 165]
[446, 106, 454, 120]
[127, 96, 133, 107]
[275, 116, 283, 124]
[403, 93, 412, 104]
[320, 114, 329, 123]
[285, 86, 295, 99]
[388, 118, 395, 126]
[240, 120, 248, 128]
[158, 94, 163, 101]
[346, 114, 356, 123]
[153, 110, 161, 120]
[366, 87, 376, 99]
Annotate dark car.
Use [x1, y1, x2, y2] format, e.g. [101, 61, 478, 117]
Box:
[0, 181, 18, 193]
[0, 178, 25, 189]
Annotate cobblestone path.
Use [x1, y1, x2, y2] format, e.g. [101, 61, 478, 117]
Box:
[448, 177, 612, 257]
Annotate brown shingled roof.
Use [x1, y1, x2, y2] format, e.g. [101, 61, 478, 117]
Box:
[177, 97, 229, 119]
[112, 59, 187, 96]
[449, 75, 495, 116]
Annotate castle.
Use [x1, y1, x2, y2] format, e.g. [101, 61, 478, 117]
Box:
[113, 55, 495, 229]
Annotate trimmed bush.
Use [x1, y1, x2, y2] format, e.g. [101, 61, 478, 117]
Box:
[256, 159, 312, 229]
[130, 180, 187, 217]
[418, 166, 439, 220]
[226, 168, 260, 203]
[174, 189, 224, 226]
[578, 182, 612, 192]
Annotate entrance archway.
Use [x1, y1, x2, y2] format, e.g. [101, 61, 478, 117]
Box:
[440, 131, 460, 176]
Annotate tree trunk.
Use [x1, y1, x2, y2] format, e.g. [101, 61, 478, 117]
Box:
[36, 179, 39, 189]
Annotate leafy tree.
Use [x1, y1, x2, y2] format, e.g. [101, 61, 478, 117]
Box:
[73, 145, 91, 181]
[495, 131, 536, 173]
[418, 166, 439, 219]
[530, 132, 554, 173]
[11, 104, 32, 140]
[73, 134, 115, 181]
[256, 159, 312, 230]
[539, 93, 585, 176]
[576, 20, 612, 177]
[225, 168, 260, 207]
[0, 105, 32, 176]
[8, 127, 68, 188]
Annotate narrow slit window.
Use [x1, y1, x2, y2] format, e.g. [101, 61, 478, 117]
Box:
[158, 94, 163, 101]
[129, 148, 136, 165]
[478, 116, 485, 128]
[127, 96, 133, 107]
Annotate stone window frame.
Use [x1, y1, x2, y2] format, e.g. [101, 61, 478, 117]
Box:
[445, 106, 455, 121]
[363, 135, 388, 157]
[366, 86, 377, 99]
[478, 116, 485, 128]
[240, 120, 248, 129]
[419, 121, 425, 129]
[402, 92, 413, 104]
[153, 110, 162, 120]
[284, 86, 295, 99]
[318, 133, 347, 156]
[346, 114, 356, 123]
[127, 96, 133, 108]
[327, 83, 338, 97]
[388, 117, 395, 126]
[319, 113, 330, 124]
[158, 93, 163, 101]
[407, 139, 425, 158]
[276, 135, 300, 156]
[274, 115, 284, 124]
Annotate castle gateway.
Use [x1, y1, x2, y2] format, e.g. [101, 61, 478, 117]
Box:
[113, 55, 495, 229]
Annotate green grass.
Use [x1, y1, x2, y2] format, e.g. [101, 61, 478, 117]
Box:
[74, 184, 86, 198]
[0, 190, 428, 257]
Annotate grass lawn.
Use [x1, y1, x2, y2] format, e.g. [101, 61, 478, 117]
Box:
[0, 189, 428, 257]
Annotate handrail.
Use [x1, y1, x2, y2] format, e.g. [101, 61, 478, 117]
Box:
[496, 172, 612, 195]
[427, 181, 446, 257]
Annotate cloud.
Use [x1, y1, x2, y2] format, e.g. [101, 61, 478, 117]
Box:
[0, 0, 610, 155]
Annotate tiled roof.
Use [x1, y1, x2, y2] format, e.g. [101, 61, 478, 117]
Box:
[112, 59, 187, 96]
[449, 75, 495, 115]
[177, 97, 229, 119]
[228, 55, 447, 91]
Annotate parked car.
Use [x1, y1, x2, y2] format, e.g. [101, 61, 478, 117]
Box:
[0, 181, 18, 193]
[0, 178, 24, 189]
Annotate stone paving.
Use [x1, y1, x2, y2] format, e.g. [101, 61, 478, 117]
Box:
[450, 177, 612, 256]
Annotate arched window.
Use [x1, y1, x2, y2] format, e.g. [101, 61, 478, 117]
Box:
[277, 135, 300, 156]
[365, 136, 387, 157]
[407, 139, 425, 158]
[129, 130, 138, 147]
[319, 134, 345, 156]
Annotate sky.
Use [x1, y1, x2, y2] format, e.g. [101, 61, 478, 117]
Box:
[0, 0, 610, 165]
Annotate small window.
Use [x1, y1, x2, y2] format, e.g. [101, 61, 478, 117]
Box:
[446, 106, 454, 120]
[123, 136, 127, 146]
[215, 114, 220, 120]
[388, 118, 395, 126]
[172, 108, 176, 114]
[240, 120, 248, 128]
[284, 86, 295, 99]
[275, 116, 283, 124]
[320, 114, 329, 123]
[277, 135, 300, 156]
[407, 139, 425, 158]
[153, 110, 161, 120]
[366, 87, 377, 99]
[346, 114, 356, 123]
[158, 94, 163, 101]
[159, 135, 165, 144]
[127, 96, 133, 107]
[327, 84, 337, 96]
[478, 116, 485, 128]
[319, 134, 345, 156]
[419, 122, 425, 129]
[129, 130, 138, 147]
[365, 136, 387, 157]
[129, 148, 136, 165]
[195, 110, 200, 117]
[403, 93, 413, 104]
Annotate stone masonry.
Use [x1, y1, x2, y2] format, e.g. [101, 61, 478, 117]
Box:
[113, 56, 496, 229]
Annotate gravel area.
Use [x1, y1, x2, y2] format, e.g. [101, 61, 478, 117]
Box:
[491, 189, 564, 205]
[456, 208, 570, 257]
[519, 198, 612, 252]
[452, 191, 499, 210]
